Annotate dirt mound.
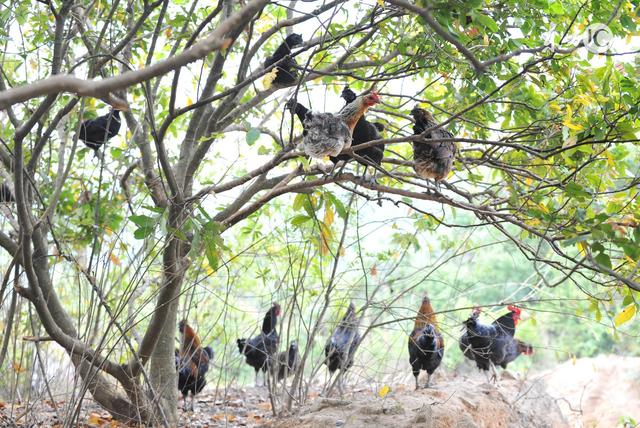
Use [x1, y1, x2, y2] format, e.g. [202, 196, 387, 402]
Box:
[268, 373, 566, 428]
[542, 355, 640, 427]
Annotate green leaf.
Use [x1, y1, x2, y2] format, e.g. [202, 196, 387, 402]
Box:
[594, 252, 612, 269]
[473, 14, 499, 32]
[293, 194, 306, 211]
[290, 215, 311, 227]
[246, 128, 261, 145]
[614, 304, 636, 327]
[202, 220, 225, 270]
[130, 215, 156, 239]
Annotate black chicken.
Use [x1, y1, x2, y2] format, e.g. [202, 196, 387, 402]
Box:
[408, 296, 444, 389]
[175, 320, 212, 411]
[459, 306, 533, 382]
[264, 33, 303, 86]
[272, 341, 300, 381]
[78, 109, 122, 157]
[325, 302, 361, 394]
[411, 106, 456, 184]
[237, 303, 281, 386]
[0, 183, 15, 203]
[329, 86, 385, 170]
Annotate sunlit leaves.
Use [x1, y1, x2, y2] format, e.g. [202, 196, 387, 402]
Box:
[614, 304, 636, 327]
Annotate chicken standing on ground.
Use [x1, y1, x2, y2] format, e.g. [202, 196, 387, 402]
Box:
[325, 302, 361, 395]
[78, 108, 123, 158]
[411, 106, 456, 185]
[329, 86, 385, 171]
[175, 320, 212, 411]
[287, 92, 381, 159]
[237, 303, 281, 387]
[264, 33, 303, 86]
[272, 341, 300, 381]
[459, 305, 533, 383]
[408, 296, 445, 389]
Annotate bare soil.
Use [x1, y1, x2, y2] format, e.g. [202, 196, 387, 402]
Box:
[1, 356, 638, 427]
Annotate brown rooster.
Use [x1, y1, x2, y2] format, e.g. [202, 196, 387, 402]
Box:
[176, 320, 212, 411]
[411, 107, 456, 184]
[408, 296, 444, 389]
[294, 92, 381, 159]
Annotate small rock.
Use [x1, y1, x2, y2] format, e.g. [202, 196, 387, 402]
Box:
[336, 420, 345, 426]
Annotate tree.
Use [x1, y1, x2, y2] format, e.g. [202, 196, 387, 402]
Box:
[0, 0, 637, 424]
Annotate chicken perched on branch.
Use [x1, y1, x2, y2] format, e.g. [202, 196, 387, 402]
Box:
[329, 86, 385, 169]
[78, 108, 124, 158]
[237, 303, 281, 386]
[263, 33, 303, 87]
[411, 106, 456, 184]
[287, 92, 381, 159]
[408, 296, 444, 389]
[175, 320, 212, 411]
[271, 341, 300, 381]
[459, 306, 533, 382]
[325, 302, 361, 394]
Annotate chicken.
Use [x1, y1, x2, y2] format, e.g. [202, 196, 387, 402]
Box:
[408, 296, 444, 389]
[272, 341, 300, 381]
[325, 302, 360, 394]
[175, 320, 212, 411]
[288, 92, 381, 159]
[264, 33, 303, 86]
[78, 109, 122, 157]
[411, 106, 456, 183]
[237, 303, 281, 386]
[459, 305, 532, 382]
[329, 86, 385, 169]
[0, 183, 15, 203]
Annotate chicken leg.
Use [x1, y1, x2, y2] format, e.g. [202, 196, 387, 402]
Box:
[424, 373, 433, 388]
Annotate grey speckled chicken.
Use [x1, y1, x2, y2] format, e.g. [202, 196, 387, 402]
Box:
[292, 92, 380, 159]
[411, 107, 456, 182]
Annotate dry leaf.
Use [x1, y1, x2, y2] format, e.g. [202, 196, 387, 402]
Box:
[378, 385, 390, 398]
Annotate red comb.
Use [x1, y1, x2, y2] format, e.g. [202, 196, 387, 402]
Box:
[508, 305, 521, 315]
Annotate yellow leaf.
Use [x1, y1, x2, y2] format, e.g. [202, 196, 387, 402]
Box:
[338, 246, 345, 256]
[548, 102, 562, 112]
[538, 203, 550, 214]
[614, 304, 636, 327]
[563, 105, 584, 131]
[605, 151, 615, 168]
[574, 94, 594, 106]
[378, 385, 390, 398]
[564, 121, 584, 131]
[571, 354, 577, 365]
[324, 207, 335, 228]
[164, 28, 172, 38]
[376, 0, 384, 6]
[12, 362, 26, 373]
[109, 253, 121, 266]
[262, 68, 279, 90]
[577, 241, 588, 256]
[186, 97, 193, 106]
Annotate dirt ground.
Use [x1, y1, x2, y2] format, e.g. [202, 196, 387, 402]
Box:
[1, 356, 638, 427]
[542, 355, 640, 427]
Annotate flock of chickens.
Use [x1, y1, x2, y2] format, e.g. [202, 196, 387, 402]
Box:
[1, 31, 496, 413]
[174, 298, 533, 411]
[35, 31, 457, 197]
